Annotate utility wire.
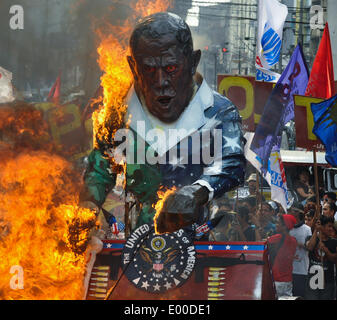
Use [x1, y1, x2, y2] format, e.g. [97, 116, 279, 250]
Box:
[186, 11, 313, 25]
[175, 0, 325, 11]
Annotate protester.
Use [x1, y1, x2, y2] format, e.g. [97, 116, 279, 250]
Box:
[331, 221, 337, 239]
[245, 173, 265, 202]
[230, 205, 257, 241]
[267, 214, 297, 298]
[293, 169, 314, 205]
[250, 201, 276, 240]
[323, 192, 337, 205]
[305, 215, 337, 300]
[289, 202, 312, 297]
[322, 201, 337, 221]
[268, 200, 279, 222]
[305, 209, 315, 229]
[304, 196, 317, 214]
[241, 195, 257, 212]
[333, 221, 337, 301]
[247, 173, 257, 196]
[212, 211, 237, 242]
[241, 195, 258, 225]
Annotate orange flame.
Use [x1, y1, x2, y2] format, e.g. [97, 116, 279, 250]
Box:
[132, 0, 172, 17]
[153, 187, 176, 234]
[0, 102, 99, 300]
[92, 0, 173, 161]
[0, 152, 97, 300]
[93, 27, 132, 152]
[0, 103, 53, 159]
[0, 0, 174, 300]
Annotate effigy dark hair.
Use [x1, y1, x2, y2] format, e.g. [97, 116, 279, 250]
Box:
[130, 12, 193, 57]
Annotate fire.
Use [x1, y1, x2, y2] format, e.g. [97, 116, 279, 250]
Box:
[0, 102, 98, 300]
[0, 103, 53, 158]
[0, 152, 97, 300]
[0, 0, 175, 301]
[153, 187, 176, 234]
[92, 27, 132, 153]
[92, 0, 173, 168]
[132, 0, 172, 16]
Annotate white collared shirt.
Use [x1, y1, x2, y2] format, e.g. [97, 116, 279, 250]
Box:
[125, 79, 215, 201]
[125, 79, 214, 156]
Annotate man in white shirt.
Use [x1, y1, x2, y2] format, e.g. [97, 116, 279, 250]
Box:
[289, 202, 312, 298]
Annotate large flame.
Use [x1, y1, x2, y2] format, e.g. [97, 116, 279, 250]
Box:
[0, 153, 98, 300]
[0, 103, 98, 300]
[92, 27, 132, 152]
[92, 0, 173, 159]
[0, 0, 174, 300]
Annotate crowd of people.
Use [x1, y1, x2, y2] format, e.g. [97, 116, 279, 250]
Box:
[209, 173, 337, 300]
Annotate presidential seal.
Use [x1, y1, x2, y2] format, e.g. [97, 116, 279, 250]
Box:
[121, 224, 196, 293]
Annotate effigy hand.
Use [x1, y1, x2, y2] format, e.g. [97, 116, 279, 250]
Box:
[154, 185, 209, 234]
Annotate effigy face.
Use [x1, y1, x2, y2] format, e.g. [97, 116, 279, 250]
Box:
[128, 15, 200, 123]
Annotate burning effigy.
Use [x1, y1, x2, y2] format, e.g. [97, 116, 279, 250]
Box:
[1, 0, 320, 302]
[80, 5, 251, 301]
[84, 6, 246, 233]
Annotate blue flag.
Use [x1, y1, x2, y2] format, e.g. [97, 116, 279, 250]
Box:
[311, 94, 337, 167]
[251, 44, 309, 174]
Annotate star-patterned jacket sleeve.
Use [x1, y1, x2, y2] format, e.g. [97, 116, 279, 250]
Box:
[194, 93, 246, 200]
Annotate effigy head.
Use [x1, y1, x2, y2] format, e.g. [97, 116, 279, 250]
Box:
[128, 12, 201, 123]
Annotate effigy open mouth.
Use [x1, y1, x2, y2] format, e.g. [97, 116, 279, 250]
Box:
[157, 96, 173, 106]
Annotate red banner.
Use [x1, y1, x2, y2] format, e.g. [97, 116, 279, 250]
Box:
[305, 23, 335, 99]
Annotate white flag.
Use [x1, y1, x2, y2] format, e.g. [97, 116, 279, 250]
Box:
[256, 67, 281, 82]
[244, 132, 292, 212]
[255, 0, 288, 82]
[0, 66, 15, 103]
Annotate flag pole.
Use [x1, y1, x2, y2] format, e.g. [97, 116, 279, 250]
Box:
[256, 169, 261, 211]
[260, 172, 263, 209]
[312, 148, 321, 228]
[313, 149, 324, 281]
[235, 187, 239, 218]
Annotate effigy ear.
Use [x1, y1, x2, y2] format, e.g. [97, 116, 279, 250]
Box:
[191, 49, 201, 75]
